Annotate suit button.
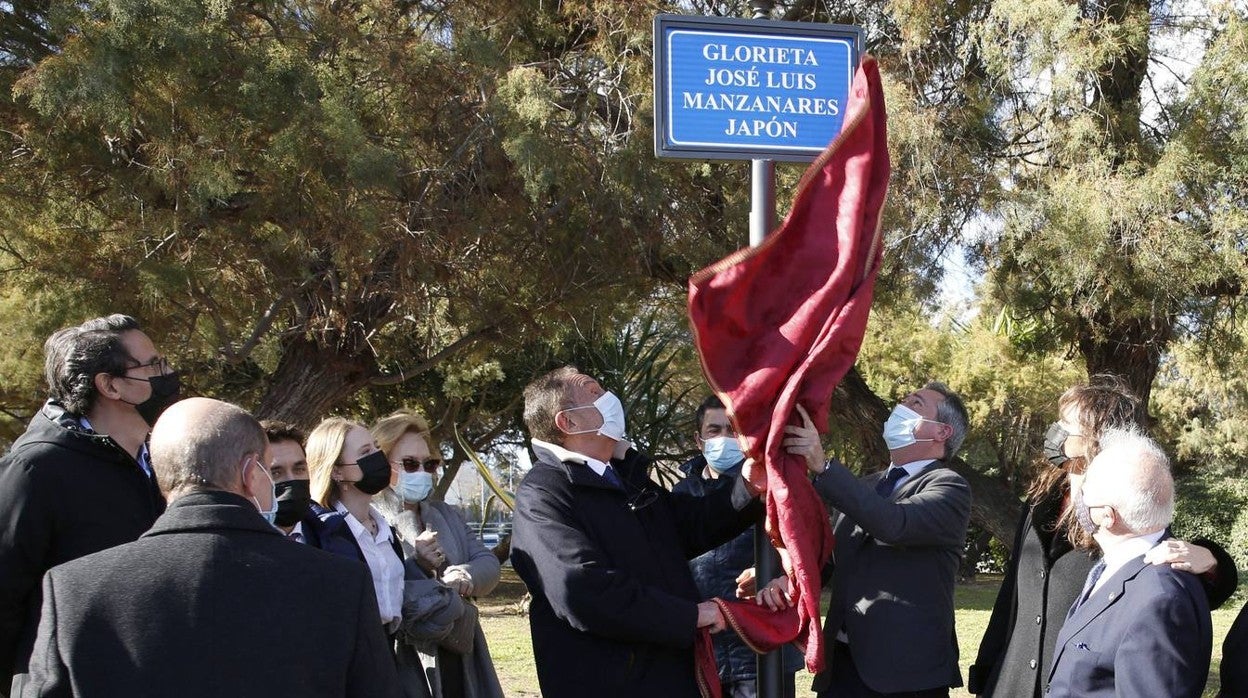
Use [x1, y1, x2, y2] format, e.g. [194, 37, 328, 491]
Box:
[1030, 659, 1037, 669]
[1035, 615, 1042, 625]
[1039, 569, 1046, 579]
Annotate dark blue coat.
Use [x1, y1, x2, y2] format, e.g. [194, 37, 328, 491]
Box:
[1045, 538, 1212, 697]
[511, 445, 762, 698]
[970, 482, 1235, 698]
[674, 456, 802, 683]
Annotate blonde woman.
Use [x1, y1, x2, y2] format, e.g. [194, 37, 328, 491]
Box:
[306, 417, 406, 633]
[372, 410, 503, 698]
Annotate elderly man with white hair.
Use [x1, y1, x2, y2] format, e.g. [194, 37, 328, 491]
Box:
[1044, 427, 1212, 697]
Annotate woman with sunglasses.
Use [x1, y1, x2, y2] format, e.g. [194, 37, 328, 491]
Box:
[969, 376, 1237, 697]
[306, 417, 407, 635]
[372, 410, 504, 698]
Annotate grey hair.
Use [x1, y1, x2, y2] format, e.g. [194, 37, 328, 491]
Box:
[1091, 426, 1174, 533]
[151, 402, 267, 496]
[523, 366, 582, 445]
[924, 381, 969, 460]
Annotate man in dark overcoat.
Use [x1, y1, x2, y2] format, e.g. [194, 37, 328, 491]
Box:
[19, 398, 400, 698]
[510, 367, 764, 697]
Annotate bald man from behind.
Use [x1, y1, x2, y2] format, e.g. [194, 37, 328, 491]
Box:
[19, 398, 400, 698]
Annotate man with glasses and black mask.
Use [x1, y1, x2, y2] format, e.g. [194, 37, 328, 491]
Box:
[0, 314, 179, 695]
[510, 367, 765, 698]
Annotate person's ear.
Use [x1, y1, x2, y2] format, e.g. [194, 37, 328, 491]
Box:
[554, 409, 575, 435]
[237, 455, 256, 497]
[1101, 505, 1119, 530]
[94, 372, 123, 401]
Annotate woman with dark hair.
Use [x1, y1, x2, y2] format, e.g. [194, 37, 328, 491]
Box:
[969, 376, 1237, 697]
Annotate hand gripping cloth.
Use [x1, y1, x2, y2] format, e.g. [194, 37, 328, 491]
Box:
[688, 55, 890, 691]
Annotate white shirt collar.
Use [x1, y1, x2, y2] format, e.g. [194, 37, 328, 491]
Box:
[531, 438, 609, 477]
[881, 458, 936, 494]
[333, 501, 393, 543]
[890, 459, 936, 477]
[1095, 529, 1167, 593]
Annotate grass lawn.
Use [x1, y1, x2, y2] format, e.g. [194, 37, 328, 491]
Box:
[479, 568, 1244, 697]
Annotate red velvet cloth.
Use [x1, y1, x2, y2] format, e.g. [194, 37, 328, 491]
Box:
[688, 56, 890, 678]
[696, 599, 805, 698]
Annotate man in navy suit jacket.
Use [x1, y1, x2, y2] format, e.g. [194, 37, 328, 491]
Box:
[1045, 427, 1211, 697]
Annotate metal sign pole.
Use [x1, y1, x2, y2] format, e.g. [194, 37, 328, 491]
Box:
[747, 12, 784, 698]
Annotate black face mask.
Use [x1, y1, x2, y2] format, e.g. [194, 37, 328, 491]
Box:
[122, 372, 182, 427]
[352, 450, 392, 495]
[1043, 422, 1070, 468]
[273, 479, 312, 528]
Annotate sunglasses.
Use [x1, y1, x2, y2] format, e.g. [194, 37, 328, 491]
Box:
[396, 457, 443, 474]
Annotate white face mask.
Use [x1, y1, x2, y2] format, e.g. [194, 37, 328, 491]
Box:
[560, 391, 627, 442]
[882, 404, 939, 451]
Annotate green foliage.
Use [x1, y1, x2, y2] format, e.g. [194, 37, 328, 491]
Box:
[1153, 332, 1248, 476]
[1173, 474, 1248, 572]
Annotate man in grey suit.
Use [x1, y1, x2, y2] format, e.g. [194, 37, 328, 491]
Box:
[1045, 428, 1210, 697]
[773, 382, 971, 697]
[20, 398, 399, 698]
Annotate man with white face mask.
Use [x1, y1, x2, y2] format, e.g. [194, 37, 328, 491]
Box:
[511, 368, 766, 698]
[772, 381, 972, 698]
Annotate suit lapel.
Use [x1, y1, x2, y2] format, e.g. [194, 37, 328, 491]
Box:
[890, 462, 939, 501]
[1046, 554, 1151, 681]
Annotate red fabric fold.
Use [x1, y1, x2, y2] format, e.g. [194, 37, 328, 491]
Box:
[688, 56, 890, 676]
[696, 600, 805, 698]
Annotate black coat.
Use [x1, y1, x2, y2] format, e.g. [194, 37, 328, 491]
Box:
[0, 401, 165, 691]
[19, 490, 399, 698]
[1222, 604, 1248, 697]
[510, 444, 761, 698]
[970, 484, 1237, 697]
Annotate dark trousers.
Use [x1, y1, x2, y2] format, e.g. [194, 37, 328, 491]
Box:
[817, 642, 950, 698]
[723, 672, 797, 698]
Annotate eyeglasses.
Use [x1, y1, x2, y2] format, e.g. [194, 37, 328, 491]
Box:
[396, 457, 443, 474]
[123, 356, 173, 376]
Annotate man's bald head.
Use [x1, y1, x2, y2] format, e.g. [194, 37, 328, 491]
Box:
[1084, 426, 1174, 535]
[151, 397, 267, 500]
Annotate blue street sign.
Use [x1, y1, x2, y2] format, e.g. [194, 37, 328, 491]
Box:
[654, 15, 861, 162]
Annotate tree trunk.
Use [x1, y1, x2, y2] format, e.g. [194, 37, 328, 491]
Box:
[1077, 313, 1170, 424]
[254, 334, 379, 430]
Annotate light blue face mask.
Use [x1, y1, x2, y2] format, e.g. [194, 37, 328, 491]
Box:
[398, 470, 434, 504]
[702, 436, 744, 474]
[250, 457, 279, 526]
